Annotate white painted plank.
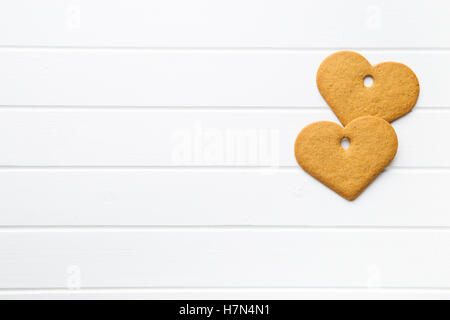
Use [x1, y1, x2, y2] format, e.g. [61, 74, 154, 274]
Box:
[0, 169, 448, 226]
[0, 0, 449, 48]
[2, 288, 450, 300]
[0, 109, 445, 167]
[0, 50, 446, 107]
[0, 230, 449, 288]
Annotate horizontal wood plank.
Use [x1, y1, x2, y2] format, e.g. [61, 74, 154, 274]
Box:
[0, 109, 446, 167]
[0, 168, 448, 226]
[0, 0, 448, 48]
[1, 230, 449, 288]
[0, 50, 447, 107]
[2, 288, 450, 300]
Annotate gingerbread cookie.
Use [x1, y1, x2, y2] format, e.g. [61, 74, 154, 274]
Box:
[317, 51, 419, 125]
[294, 116, 398, 200]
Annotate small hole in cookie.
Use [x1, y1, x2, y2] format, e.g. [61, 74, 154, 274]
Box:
[341, 137, 350, 150]
[364, 75, 374, 87]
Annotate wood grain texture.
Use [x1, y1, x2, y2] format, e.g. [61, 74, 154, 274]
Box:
[3, 288, 450, 300]
[0, 109, 446, 167]
[0, 230, 449, 289]
[0, 50, 447, 107]
[0, 169, 447, 226]
[0, 0, 449, 296]
[0, 0, 449, 48]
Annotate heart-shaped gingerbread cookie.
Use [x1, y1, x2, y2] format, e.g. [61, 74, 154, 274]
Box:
[294, 116, 398, 200]
[317, 51, 419, 125]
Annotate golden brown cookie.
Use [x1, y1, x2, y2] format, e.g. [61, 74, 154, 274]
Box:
[294, 116, 398, 200]
[317, 51, 419, 125]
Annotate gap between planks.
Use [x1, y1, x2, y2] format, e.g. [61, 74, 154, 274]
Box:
[1, 46, 450, 52]
[1, 226, 450, 232]
[0, 106, 448, 111]
[0, 166, 447, 171]
[2, 286, 450, 292]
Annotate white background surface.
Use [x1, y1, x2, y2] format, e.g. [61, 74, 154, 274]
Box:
[0, 0, 450, 299]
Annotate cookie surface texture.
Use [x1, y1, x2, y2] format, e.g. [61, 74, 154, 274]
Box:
[316, 51, 419, 125]
[294, 116, 398, 200]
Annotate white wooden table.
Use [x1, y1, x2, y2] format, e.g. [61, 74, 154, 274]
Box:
[0, 0, 449, 299]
